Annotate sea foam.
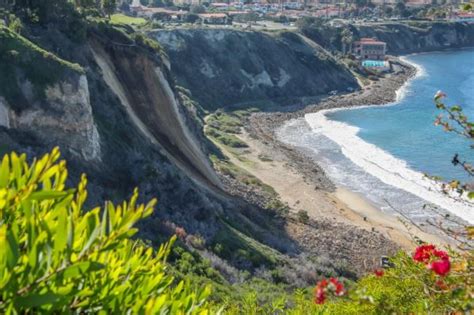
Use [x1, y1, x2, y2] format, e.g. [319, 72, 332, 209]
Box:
[304, 58, 474, 224]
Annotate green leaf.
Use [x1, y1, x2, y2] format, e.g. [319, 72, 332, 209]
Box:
[467, 191, 474, 199]
[15, 292, 62, 308]
[53, 207, 68, 259]
[0, 155, 10, 187]
[28, 190, 69, 201]
[450, 105, 462, 112]
[61, 261, 104, 279]
[78, 213, 100, 257]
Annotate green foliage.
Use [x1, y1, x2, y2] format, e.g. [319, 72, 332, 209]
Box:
[207, 111, 243, 134]
[185, 13, 200, 24]
[205, 110, 260, 148]
[219, 251, 473, 314]
[6, 14, 23, 33]
[211, 224, 279, 269]
[102, 0, 116, 18]
[297, 210, 309, 224]
[131, 32, 164, 55]
[110, 13, 147, 25]
[207, 128, 249, 148]
[434, 94, 474, 197]
[190, 5, 206, 14]
[0, 149, 211, 313]
[0, 26, 84, 109]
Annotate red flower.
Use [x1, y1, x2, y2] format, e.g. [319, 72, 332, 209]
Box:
[315, 287, 326, 304]
[413, 244, 451, 276]
[329, 277, 345, 296]
[314, 280, 328, 305]
[374, 269, 384, 277]
[433, 249, 449, 260]
[314, 278, 345, 304]
[429, 259, 451, 276]
[413, 244, 436, 263]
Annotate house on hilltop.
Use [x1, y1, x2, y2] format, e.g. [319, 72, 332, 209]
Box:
[352, 38, 387, 60]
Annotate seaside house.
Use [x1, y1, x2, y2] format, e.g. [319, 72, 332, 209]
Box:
[352, 37, 387, 60]
[451, 12, 474, 23]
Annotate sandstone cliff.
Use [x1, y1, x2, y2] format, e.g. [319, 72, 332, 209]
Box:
[0, 27, 100, 161]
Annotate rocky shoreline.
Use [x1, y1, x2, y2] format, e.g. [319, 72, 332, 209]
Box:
[246, 57, 417, 195]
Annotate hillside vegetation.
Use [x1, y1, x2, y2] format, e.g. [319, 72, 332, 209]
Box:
[0, 1, 473, 313]
[0, 149, 471, 313]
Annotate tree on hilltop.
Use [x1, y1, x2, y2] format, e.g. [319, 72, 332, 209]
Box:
[102, 0, 116, 18]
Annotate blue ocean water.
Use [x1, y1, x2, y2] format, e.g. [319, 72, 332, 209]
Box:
[329, 49, 474, 182]
[277, 49, 474, 227]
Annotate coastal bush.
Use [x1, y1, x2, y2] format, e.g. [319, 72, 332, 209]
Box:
[433, 91, 474, 199]
[217, 245, 472, 314]
[297, 210, 309, 224]
[207, 112, 243, 134]
[206, 127, 248, 148]
[0, 148, 211, 313]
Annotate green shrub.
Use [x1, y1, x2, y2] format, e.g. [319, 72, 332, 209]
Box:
[206, 127, 248, 148]
[297, 210, 309, 224]
[0, 26, 83, 108]
[0, 148, 211, 313]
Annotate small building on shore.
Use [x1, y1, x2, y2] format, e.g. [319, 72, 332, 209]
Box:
[352, 37, 387, 61]
[450, 12, 474, 23]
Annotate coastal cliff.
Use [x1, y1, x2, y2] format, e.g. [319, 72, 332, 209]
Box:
[301, 21, 474, 55]
[0, 22, 400, 281]
[0, 27, 100, 161]
[152, 29, 358, 109]
[355, 22, 474, 54]
[0, 24, 227, 228]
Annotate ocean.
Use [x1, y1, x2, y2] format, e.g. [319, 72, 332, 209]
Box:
[277, 49, 474, 226]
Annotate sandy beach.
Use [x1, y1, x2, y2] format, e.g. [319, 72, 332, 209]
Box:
[215, 127, 445, 250]
[219, 57, 454, 250]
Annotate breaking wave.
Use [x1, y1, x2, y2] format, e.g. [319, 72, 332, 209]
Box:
[304, 59, 474, 224]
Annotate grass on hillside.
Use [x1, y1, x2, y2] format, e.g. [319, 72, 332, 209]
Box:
[111, 14, 147, 26]
[0, 26, 84, 109]
[205, 109, 260, 148]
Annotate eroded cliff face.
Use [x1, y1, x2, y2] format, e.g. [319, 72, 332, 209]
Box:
[153, 29, 359, 109]
[354, 22, 474, 54]
[0, 74, 101, 161]
[89, 38, 222, 192]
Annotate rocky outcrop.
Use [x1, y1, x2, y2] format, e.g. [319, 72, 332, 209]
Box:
[152, 29, 358, 109]
[0, 74, 101, 161]
[356, 23, 474, 54]
[354, 22, 474, 54]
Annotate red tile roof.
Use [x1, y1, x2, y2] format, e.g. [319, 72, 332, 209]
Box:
[355, 38, 386, 45]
